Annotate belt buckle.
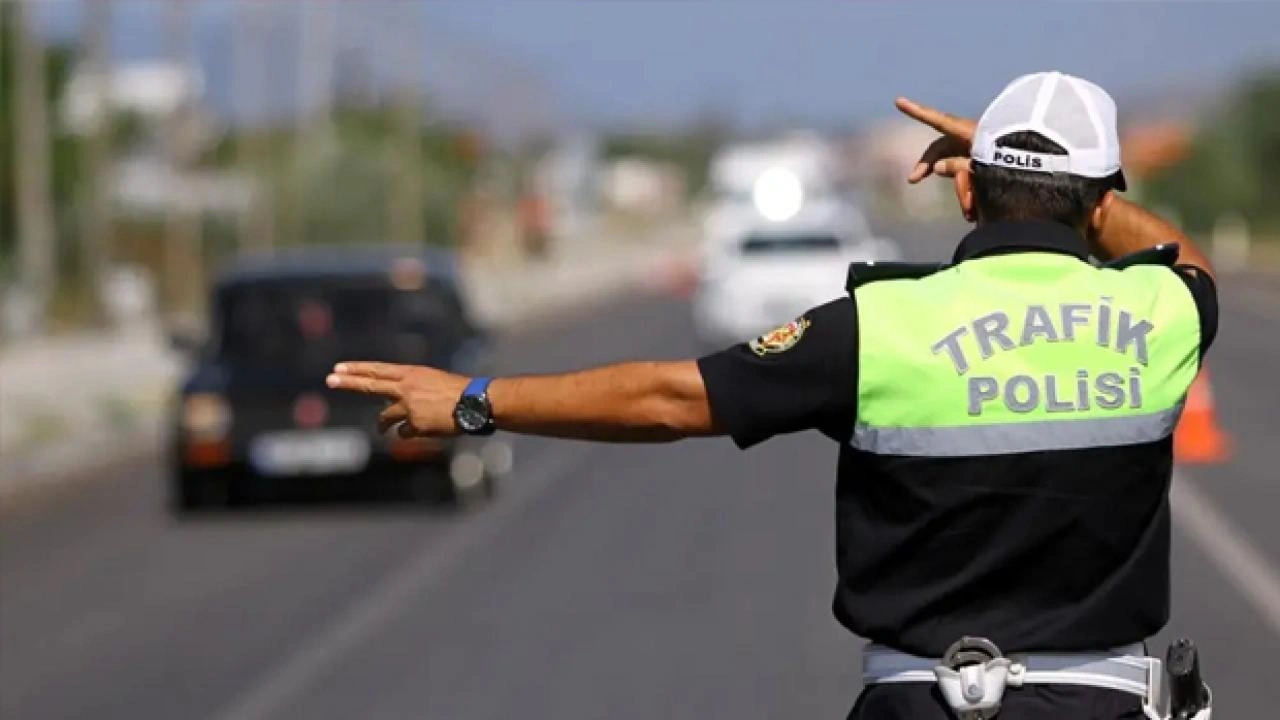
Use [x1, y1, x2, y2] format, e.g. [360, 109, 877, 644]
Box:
[935, 637, 1012, 720]
[942, 637, 1004, 669]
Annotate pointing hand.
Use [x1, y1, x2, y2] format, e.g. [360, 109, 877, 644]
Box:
[895, 97, 978, 183]
[326, 362, 468, 438]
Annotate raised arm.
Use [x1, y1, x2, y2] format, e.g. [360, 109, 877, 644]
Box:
[326, 360, 720, 442]
[894, 95, 1217, 281]
[1090, 195, 1217, 281]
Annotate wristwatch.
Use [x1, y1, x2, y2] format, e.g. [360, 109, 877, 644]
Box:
[453, 377, 496, 436]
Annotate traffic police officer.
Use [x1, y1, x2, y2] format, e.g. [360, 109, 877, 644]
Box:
[327, 72, 1218, 719]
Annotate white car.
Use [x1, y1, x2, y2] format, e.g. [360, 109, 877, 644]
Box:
[692, 201, 901, 347]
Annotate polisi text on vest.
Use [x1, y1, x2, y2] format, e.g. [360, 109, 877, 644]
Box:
[930, 300, 1154, 416]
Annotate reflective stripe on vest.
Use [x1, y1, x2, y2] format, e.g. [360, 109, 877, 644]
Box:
[852, 253, 1201, 458]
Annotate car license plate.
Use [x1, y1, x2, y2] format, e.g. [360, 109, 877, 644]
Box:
[249, 429, 371, 476]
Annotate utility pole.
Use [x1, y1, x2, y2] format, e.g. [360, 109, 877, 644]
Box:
[386, 2, 424, 246]
[287, 0, 335, 247]
[13, 0, 57, 331]
[80, 0, 113, 325]
[234, 0, 273, 253]
[163, 0, 203, 315]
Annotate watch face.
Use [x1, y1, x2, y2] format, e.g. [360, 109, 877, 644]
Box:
[455, 395, 491, 432]
[456, 407, 485, 432]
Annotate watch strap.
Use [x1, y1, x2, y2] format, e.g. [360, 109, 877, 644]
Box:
[455, 376, 496, 436]
[462, 376, 493, 398]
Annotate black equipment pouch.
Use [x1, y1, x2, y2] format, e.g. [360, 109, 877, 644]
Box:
[1166, 638, 1212, 720]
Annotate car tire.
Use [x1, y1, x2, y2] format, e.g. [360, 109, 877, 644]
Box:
[172, 473, 232, 513]
[405, 466, 454, 507]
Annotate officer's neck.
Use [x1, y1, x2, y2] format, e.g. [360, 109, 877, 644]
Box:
[958, 218, 1091, 264]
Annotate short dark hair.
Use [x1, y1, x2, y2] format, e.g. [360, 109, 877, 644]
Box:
[970, 131, 1116, 228]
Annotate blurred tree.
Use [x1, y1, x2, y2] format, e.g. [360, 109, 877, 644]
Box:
[161, 0, 204, 318]
[110, 109, 150, 153]
[209, 104, 480, 249]
[233, 0, 274, 253]
[386, 8, 425, 249]
[1145, 69, 1280, 235]
[0, 2, 82, 287]
[74, 0, 113, 321]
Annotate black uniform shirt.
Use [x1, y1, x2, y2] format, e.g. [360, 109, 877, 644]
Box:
[697, 220, 1219, 655]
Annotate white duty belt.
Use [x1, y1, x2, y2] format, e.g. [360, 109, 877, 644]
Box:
[862, 636, 1210, 720]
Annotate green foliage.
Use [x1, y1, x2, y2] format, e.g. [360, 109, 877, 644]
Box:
[264, 104, 479, 247]
[0, 3, 85, 276]
[111, 109, 150, 152]
[1145, 69, 1280, 235]
[1, 2, 489, 295]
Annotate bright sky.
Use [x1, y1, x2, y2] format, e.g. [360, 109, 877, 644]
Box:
[38, 1, 1280, 130]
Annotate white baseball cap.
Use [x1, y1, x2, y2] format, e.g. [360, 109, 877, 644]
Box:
[971, 71, 1126, 191]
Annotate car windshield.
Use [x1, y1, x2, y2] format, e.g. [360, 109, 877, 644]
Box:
[214, 277, 462, 374]
[740, 234, 843, 255]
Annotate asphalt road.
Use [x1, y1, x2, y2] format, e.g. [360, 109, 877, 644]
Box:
[3, 230, 1278, 720]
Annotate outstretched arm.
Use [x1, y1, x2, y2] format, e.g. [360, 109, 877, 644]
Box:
[328, 300, 858, 446]
[326, 360, 720, 442]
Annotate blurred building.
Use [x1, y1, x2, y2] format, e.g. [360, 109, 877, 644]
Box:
[599, 157, 684, 217]
[62, 59, 251, 217]
[535, 134, 602, 240]
[63, 61, 205, 134]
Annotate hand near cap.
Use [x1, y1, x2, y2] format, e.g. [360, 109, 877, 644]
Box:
[326, 362, 468, 438]
[895, 97, 978, 183]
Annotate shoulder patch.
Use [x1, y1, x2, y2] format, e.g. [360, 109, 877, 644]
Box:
[749, 317, 811, 356]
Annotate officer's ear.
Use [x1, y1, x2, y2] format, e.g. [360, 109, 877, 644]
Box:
[1088, 189, 1116, 238]
[954, 168, 977, 223]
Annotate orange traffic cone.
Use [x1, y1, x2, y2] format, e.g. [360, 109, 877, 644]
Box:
[1173, 368, 1232, 464]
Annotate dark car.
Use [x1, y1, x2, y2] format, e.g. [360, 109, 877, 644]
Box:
[167, 244, 511, 512]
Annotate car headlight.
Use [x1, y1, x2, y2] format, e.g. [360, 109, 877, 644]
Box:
[752, 167, 804, 222]
[182, 393, 232, 439]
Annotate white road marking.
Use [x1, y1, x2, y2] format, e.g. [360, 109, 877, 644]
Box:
[1171, 471, 1280, 638]
[207, 443, 593, 720]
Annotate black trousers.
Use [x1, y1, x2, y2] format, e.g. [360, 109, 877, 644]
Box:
[848, 683, 1147, 719]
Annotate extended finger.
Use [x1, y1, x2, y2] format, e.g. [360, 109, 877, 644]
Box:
[331, 361, 408, 380]
[894, 97, 974, 139]
[326, 373, 401, 399]
[907, 161, 932, 184]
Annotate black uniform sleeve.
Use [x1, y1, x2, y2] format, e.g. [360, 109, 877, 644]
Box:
[696, 297, 860, 449]
[1172, 265, 1219, 359]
